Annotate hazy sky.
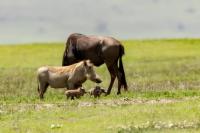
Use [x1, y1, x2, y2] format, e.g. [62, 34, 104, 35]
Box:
[0, 0, 200, 43]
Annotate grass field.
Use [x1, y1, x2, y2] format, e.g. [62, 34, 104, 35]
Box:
[1, 39, 200, 133]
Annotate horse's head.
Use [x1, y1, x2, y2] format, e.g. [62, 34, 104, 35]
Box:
[62, 52, 78, 66]
[83, 60, 102, 83]
[62, 45, 80, 66]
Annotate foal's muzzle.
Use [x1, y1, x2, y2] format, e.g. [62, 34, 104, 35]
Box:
[95, 78, 102, 83]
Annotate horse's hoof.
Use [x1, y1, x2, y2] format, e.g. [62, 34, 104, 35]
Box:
[124, 86, 128, 91]
[124, 88, 128, 91]
[39, 96, 44, 100]
[105, 92, 110, 96]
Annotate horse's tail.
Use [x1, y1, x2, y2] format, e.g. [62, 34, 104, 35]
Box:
[118, 44, 128, 90]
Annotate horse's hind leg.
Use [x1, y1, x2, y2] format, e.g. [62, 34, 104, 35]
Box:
[113, 64, 122, 95]
[38, 82, 49, 99]
[105, 65, 116, 95]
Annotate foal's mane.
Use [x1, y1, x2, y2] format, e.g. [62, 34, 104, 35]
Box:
[48, 61, 89, 75]
[72, 61, 85, 73]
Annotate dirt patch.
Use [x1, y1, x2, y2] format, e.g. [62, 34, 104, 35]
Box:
[109, 120, 200, 131]
[0, 97, 198, 113]
[78, 97, 185, 107]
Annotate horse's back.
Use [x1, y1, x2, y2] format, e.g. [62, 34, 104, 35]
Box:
[65, 33, 124, 66]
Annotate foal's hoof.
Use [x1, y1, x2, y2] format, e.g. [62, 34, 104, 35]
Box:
[117, 92, 121, 95]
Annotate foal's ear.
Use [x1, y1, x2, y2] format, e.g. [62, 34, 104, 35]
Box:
[83, 60, 87, 66]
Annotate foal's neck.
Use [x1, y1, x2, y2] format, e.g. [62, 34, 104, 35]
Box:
[73, 63, 87, 80]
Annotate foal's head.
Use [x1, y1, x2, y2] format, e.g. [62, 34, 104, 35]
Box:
[83, 60, 102, 83]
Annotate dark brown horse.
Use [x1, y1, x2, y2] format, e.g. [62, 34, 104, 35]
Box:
[62, 33, 127, 95]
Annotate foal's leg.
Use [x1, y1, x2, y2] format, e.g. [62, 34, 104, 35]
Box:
[105, 65, 116, 95]
[71, 96, 75, 100]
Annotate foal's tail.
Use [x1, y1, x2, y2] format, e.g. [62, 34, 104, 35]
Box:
[37, 77, 40, 93]
[118, 44, 128, 90]
[37, 84, 40, 93]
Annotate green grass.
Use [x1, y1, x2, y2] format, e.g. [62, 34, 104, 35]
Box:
[1, 98, 200, 133]
[1, 39, 200, 132]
